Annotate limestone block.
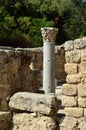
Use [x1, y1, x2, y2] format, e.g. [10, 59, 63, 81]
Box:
[60, 127, 78, 130]
[62, 84, 77, 96]
[65, 50, 81, 63]
[78, 83, 86, 97]
[9, 92, 58, 116]
[81, 50, 86, 61]
[59, 116, 77, 128]
[78, 97, 86, 107]
[84, 109, 86, 116]
[80, 61, 86, 76]
[62, 96, 77, 107]
[65, 63, 78, 74]
[0, 111, 11, 129]
[66, 74, 82, 84]
[64, 40, 74, 51]
[65, 107, 84, 118]
[74, 38, 86, 49]
[12, 113, 57, 130]
[78, 117, 86, 130]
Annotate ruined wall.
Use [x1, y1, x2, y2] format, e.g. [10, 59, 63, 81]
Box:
[61, 37, 86, 130]
[0, 45, 65, 130]
[9, 92, 58, 130]
[0, 47, 41, 130]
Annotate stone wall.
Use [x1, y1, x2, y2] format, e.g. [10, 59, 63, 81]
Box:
[61, 37, 86, 130]
[0, 45, 65, 130]
[9, 92, 58, 130]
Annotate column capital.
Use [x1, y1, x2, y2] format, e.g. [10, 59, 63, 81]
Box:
[41, 27, 58, 43]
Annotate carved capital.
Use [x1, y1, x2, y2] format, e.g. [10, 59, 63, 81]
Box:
[41, 27, 58, 43]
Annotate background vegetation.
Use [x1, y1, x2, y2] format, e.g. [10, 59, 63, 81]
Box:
[0, 0, 86, 47]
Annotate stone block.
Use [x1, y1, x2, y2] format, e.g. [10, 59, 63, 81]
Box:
[78, 117, 86, 130]
[0, 111, 11, 129]
[81, 50, 86, 61]
[9, 92, 58, 116]
[78, 83, 86, 97]
[74, 38, 86, 49]
[65, 107, 84, 118]
[60, 127, 78, 130]
[80, 61, 86, 76]
[12, 113, 57, 130]
[84, 109, 86, 116]
[59, 116, 77, 128]
[62, 96, 77, 107]
[62, 84, 77, 96]
[65, 50, 81, 63]
[66, 74, 81, 84]
[64, 40, 74, 51]
[78, 97, 86, 107]
[65, 63, 78, 74]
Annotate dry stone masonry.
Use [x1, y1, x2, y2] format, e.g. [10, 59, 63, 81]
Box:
[61, 37, 86, 130]
[9, 92, 58, 130]
[0, 37, 86, 130]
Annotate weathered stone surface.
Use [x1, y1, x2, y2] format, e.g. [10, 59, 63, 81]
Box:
[65, 63, 78, 74]
[60, 127, 78, 130]
[81, 50, 86, 61]
[84, 109, 86, 116]
[0, 84, 11, 98]
[62, 95, 77, 107]
[80, 61, 86, 76]
[78, 117, 86, 130]
[9, 92, 58, 116]
[66, 74, 82, 84]
[12, 113, 57, 130]
[62, 84, 77, 96]
[0, 111, 11, 129]
[59, 116, 77, 128]
[78, 83, 86, 97]
[78, 97, 86, 107]
[64, 40, 74, 51]
[65, 107, 84, 118]
[65, 50, 81, 63]
[74, 38, 86, 49]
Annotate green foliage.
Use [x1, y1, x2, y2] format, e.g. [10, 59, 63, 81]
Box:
[0, 0, 86, 47]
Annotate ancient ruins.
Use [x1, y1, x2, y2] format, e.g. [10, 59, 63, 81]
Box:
[0, 27, 86, 130]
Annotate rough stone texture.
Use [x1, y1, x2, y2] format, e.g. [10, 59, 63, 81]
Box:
[84, 109, 86, 116]
[0, 111, 11, 130]
[66, 73, 82, 84]
[9, 92, 58, 116]
[65, 108, 84, 118]
[65, 50, 81, 63]
[59, 117, 78, 129]
[62, 95, 77, 107]
[78, 97, 86, 107]
[78, 83, 86, 97]
[12, 113, 57, 130]
[78, 117, 86, 130]
[65, 63, 78, 74]
[62, 84, 77, 96]
[64, 40, 74, 51]
[74, 38, 86, 49]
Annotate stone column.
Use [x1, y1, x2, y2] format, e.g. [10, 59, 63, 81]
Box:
[41, 27, 58, 93]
